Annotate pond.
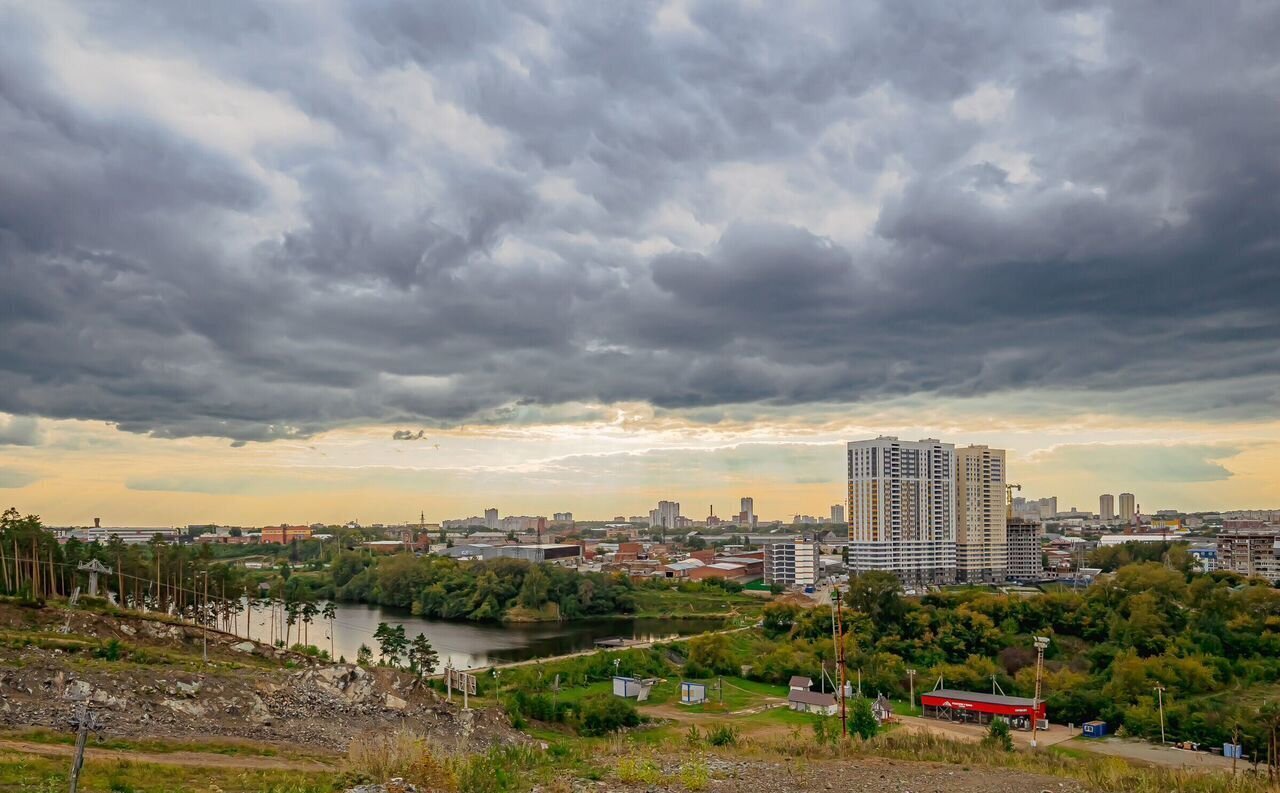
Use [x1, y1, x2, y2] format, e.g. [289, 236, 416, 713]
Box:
[240, 601, 724, 670]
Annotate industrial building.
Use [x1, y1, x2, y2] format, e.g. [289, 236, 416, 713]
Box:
[919, 688, 1046, 731]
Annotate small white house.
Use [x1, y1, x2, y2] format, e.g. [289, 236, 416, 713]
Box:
[612, 676, 642, 698]
[789, 675, 814, 692]
[788, 689, 838, 716]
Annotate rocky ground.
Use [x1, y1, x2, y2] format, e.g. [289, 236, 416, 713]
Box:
[560, 756, 1091, 793]
[0, 603, 521, 751]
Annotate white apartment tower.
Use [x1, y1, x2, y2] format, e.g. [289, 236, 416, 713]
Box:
[1099, 494, 1115, 523]
[763, 537, 820, 587]
[847, 437, 957, 586]
[484, 508, 499, 530]
[955, 445, 1007, 583]
[649, 500, 680, 530]
[830, 504, 845, 524]
[1119, 493, 1136, 523]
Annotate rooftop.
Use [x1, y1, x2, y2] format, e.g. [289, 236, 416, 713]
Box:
[920, 688, 1037, 708]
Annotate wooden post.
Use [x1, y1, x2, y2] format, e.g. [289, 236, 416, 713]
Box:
[834, 586, 847, 738]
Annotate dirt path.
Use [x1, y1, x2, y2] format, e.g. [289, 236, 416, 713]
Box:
[892, 714, 1076, 747]
[0, 739, 337, 772]
[1069, 736, 1241, 770]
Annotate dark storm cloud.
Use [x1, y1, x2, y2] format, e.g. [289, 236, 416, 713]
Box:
[1, 0, 1278, 440]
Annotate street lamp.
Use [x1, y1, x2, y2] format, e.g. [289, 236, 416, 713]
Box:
[1030, 636, 1050, 748]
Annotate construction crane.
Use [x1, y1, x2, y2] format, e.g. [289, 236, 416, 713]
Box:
[1005, 483, 1022, 519]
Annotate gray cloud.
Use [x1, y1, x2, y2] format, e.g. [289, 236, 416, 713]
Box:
[0, 416, 41, 446]
[1, 1, 1278, 440]
[0, 468, 38, 489]
[1027, 443, 1240, 484]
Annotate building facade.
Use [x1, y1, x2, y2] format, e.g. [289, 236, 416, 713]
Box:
[763, 538, 819, 587]
[955, 445, 1006, 583]
[484, 508, 499, 529]
[260, 525, 312, 544]
[649, 500, 680, 530]
[740, 497, 755, 528]
[847, 437, 957, 586]
[1216, 526, 1280, 583]
[830, 504, 845, 524]
[1005, 517, 1044, 581]
[1099, 494, 1115, 523]
[1118, 493, 1136, 523]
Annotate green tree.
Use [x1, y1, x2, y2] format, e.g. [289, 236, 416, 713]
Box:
[408, 633, 439, 677]
[356, 643, 373, 666]
[844, 571, 906, 629]
[518, 564, 550, 609]
[373, 622, 408, 666]
[849, 697, 878, 740]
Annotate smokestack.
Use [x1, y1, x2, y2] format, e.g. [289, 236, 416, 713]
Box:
[93, 517, 100, 528]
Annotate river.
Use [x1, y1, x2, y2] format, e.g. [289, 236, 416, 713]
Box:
[239, 601, 723, 670]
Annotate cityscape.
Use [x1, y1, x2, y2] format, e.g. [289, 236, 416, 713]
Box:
[2, 0, 1279, 791]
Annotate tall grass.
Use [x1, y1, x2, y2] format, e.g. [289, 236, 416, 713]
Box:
[344, 730, 550, 793]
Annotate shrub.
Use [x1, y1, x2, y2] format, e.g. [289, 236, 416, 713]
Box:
[984, 718, 1014, 751]
[849, 698, 878, 740]
[678, 760, 710, 791]
[616, 757, 662, 785]
[345, 729, 427, 782]
[705, 724, 738, 747]
[95, 639, 125, 662]
[577, 694, 640, 736]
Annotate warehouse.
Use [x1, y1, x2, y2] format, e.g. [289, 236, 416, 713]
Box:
[919, 688, 1046, 731]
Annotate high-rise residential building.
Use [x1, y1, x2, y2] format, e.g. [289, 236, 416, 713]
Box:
[1005, 517, 1044, 581]
[1035, 497, 1058, 520]
[484, 508, 499, 530]
[831, 504, 845, 524]
[1216, 525, 1280, 583]
[1099, 494, 1115, 523]
[740, 497, 755, 528]
[649, 500, 680, 529]
[763, 537, 820, 587]
[847, 437, 957, 586]
[552, 512, 573, 522]
[955, 445, 1007, 583]
[1119, 493, 1136, 523]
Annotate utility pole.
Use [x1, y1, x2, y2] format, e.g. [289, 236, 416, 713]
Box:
[67, 701, 100, 793]
[1154, 685, 1166, 745]
[1232, 723, 1240, 776]
[1031, 636, 1049, 748]
[907, 668, 917, 714]
[834, 586, 847, 737]
[199, 571, 209, 664]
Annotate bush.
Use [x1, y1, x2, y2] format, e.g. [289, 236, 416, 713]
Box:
[679, 760, 710, 791]
[577, 694, 641, 736]
[984, 718, 1014, 751]
[705, 724, 739, 747]
[850, 698, 878, 740]
[616, 757, 662, 785]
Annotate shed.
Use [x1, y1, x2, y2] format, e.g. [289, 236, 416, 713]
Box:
[612, 676, 641, 698]
[872, 694, 893, 723]
[788, 689, 837, 716]
[1082, 721, 1107, 738]
[788, 675, 814, 691]
[680, 681, 707, 705]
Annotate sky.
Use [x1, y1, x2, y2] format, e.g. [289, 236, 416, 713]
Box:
[1, 1, 1279, 526]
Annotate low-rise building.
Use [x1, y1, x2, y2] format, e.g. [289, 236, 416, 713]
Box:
[260, 525, 313, 544]
[764, 538, 819, 587]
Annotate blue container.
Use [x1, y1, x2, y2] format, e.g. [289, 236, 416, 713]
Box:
[1082, 720, 1107, 738]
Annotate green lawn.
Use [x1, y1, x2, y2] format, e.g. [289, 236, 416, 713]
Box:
[631, 587, 764, 621]
[645, 676, 786, 713]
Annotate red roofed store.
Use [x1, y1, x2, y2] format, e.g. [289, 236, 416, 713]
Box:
[919, 689, 1046, 731]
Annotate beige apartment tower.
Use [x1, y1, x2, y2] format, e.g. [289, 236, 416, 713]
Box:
[1099, 494, 1115, 523]
[1119, 492, 1136, 523]
[955, 445, 1007, 583]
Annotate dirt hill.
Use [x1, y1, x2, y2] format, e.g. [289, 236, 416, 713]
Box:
[0, 601, 520, 751]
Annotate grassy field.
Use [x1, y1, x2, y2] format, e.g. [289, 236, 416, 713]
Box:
[0, 729, 342, 760]
[0, 749, 333, 793]
[631, 586, 766, 621]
